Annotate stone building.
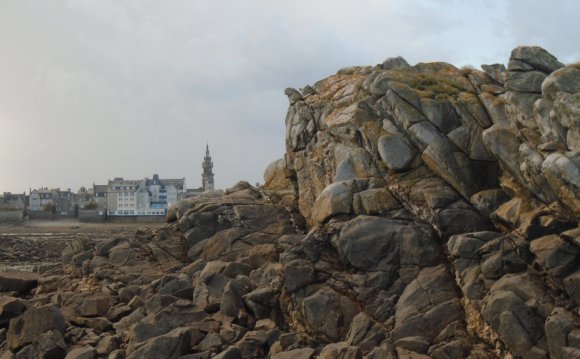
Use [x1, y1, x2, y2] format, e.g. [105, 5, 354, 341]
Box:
[93, 184, 108, 209]
[202, 144, 215, 191]
[0, 192, 27, 210]
[28, 188, 73, 214]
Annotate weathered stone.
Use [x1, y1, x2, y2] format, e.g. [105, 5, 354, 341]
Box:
[13, 330, 66, 359]
[212, 346, 241, 359]
[554, 92, 580, 151]
[0, 296, 26, 327]
[423, 137, 494, 199]
[530, 235, 579, 278]
[510, 46, 564, 73]
[506, 71, 546, 93]
[220, 280, 245, 317]
[64, 346, 95, 359]
[183, 214, 218, 248]
[542, 152, 580, 199]
[335, 216, 438, 272]
[95, 335, 121, 355]
[482, 125, 527, 186]
[478, 92, 511, 130]
[545, 308, 579, 359]
[70, 316, 113, 332]
[481, 63, 506, 83]
[470, 189, 510, 217]
[126, 327, 190, 359]
[143, 301, 207, 333]
[420, 97, 461, 134]
[382, 56, 410, 70]
[271, 348, 315, 359]
[393, 266, 462, 342]
[283, 262, 315, 293]
[482, 290, 544, 356]
[193, 272, 230, 312]
[284, 88, 303, 105]
[563, 270, 580, 306]
[542, 65, 580, 100]
[355, 188, 399, 215]
[243, 287, 278, 320]
[8, 305, 66, 351]
[196, 332, 223, 352]
[334, 157, 357, 182]
[302, 287, 359, 341]
[448, 231, 502, 259]
[319, 343, 362, 359]
[127, 322, 165, 348]
[434, 207, 492, 236]
[79, 296, 110, 317]
[377, 134, 417, 171]
[248, 244, 278, 270]
[0, 272, 38, 294]
[311, 181, 354, 224]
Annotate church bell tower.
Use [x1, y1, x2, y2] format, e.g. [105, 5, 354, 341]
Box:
[202, 144, 214, 191]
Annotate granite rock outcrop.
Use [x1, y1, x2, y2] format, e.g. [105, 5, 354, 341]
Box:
[1, 46, 579, 358]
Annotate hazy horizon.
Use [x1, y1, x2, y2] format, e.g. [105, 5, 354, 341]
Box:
[1, 0, 579, 193]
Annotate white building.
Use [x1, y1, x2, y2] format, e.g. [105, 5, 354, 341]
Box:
[106, 175, 186, 216]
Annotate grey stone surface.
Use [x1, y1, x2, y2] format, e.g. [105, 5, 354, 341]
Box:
[126, 327, 190, 359]
[311, 181, 354, 224]
[7, 305, 66, 351]
[505, 71, 546, 93]
[377, 134, 417, 171]
[510, 46, 564, 73]
[382, 56, 410, 70]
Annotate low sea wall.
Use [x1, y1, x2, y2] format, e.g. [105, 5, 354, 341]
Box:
[78, 210, 105, 223]
[106, 216, 165, 224]
[0, 210, 23, 223]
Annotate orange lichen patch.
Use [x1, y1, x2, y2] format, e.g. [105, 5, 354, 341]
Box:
[379, 70, 423, 87]
[307, 74, 365, 105]
[324, 102, 374, 128]
[413, 61, 460, 74]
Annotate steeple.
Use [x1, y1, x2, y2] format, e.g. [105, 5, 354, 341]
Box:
[202, 144, 214, 191]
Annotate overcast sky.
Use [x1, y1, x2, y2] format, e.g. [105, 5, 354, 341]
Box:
[1, 0, 579, 193]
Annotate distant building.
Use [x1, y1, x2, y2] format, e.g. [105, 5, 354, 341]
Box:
[0, 192, 27, 210]
[106, 175, 186, 216]
[106, 178, 142, 216]
[202, 144, 215, 191]
[29, 188, 54, 211]
[28, 188, 73, 214]
[93, 184, 108, 209]
[73, 186, 93, 209]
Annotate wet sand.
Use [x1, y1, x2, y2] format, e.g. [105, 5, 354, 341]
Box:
[0, 220, 163, 272]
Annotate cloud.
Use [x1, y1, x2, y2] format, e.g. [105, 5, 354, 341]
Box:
[0, 0, 578, 192]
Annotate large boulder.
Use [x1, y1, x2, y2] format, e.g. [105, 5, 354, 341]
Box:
[377, 134, 417, 171]
[0, 272, 38, 294]
[334, 216, 439, 272]
[509, 46, 564, 73]
[312, 181, 354, 224]
[7, 305, 66, 351]
[126, 327, 191, 359]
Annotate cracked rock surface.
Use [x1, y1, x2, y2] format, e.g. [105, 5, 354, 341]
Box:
[1, 46, 579, 358]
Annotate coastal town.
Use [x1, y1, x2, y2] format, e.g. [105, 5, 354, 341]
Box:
[0, 145, 215, 221]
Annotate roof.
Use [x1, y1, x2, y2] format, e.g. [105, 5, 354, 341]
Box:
[107, 179, 141, 186]
[161, 178, 185, 190]
[93, 184, 108, 193]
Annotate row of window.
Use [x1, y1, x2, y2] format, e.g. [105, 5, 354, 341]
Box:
[113, 186, 136, 190]
[108, 210, 165, 216]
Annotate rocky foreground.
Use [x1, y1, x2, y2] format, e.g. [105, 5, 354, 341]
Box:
[1, 46, 579, 358]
